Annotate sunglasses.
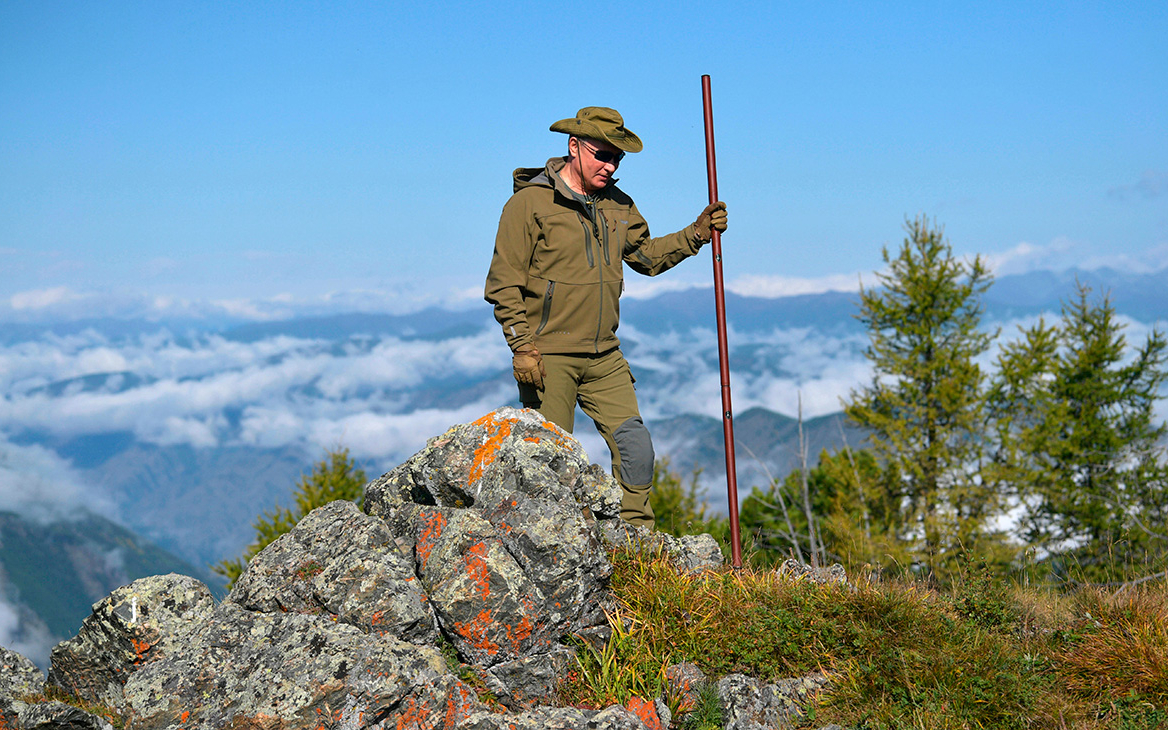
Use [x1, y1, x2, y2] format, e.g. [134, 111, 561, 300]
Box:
[580, 140, 625, 165]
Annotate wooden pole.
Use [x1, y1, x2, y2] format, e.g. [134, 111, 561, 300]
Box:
[701, 74, 742, 569]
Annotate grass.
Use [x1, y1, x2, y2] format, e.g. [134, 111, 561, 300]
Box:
[561, 543, 1168, 730]
[18, 686, 125, 729]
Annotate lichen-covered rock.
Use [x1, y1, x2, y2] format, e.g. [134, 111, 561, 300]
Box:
[1, 646, 46, 728]
[665, 661, 708, 713]
[456, 703, 653, 729]
[123, 602, 475, 730]
[481, 647, 576, 709]
[365, 408, 621, 522]
[717, 673, 829, 730]
[1, 645, 43, 698]
[415, 507, 550, 667]
[46, 573, 215, 714]
[16, 701, 116, 730]
[598, 522, 724, 572]
[776, 559, 849, 586]
[364, 408, 616, 667]
[229, 499, 437, 644]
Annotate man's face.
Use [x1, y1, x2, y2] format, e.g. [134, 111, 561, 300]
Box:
[571, 137, 623, 193]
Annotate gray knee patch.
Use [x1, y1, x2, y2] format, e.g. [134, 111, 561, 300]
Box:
[613, 417, 654, 487]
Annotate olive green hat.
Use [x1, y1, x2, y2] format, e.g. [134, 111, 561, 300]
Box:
[550, 106, 643, 153]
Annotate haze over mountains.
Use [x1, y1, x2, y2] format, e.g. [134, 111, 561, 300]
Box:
[1, 266, 1166, 666]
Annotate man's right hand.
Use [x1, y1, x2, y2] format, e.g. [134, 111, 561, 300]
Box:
[513, 344, 546, 390]
[692, 200, 728, 242]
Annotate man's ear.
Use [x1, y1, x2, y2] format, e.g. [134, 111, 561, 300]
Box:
[567, 135, 578, 159]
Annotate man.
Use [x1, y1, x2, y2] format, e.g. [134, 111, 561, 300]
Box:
[484, 106, 727, 528]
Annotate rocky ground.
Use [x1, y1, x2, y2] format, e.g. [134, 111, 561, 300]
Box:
[1, 407, 840, 730]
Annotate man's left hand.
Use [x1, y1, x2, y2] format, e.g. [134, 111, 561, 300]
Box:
[693, 201, 728, 242]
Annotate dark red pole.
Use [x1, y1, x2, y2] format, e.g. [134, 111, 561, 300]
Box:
[701, 74, 742, 569]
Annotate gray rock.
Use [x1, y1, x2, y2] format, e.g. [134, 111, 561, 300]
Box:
[457, 703, 652, 729]
[123, 602, 476, 730]
[475, 453, 612, 628]
[665, 661, 707, 713]
[776, 558, 849, 585]
[229, 499, 437, 644]
[46, 573, 215, 715]
[717, 673, 829, 730]
[2, 646, 46, 729]
[598, 522, 724, 572]
[16, 701, 116, 730]
[364, 408, 615, 666]
[653, 698, 671, 729]
[365, 407, 619, 525]
[415, 507, 551, 667]
[481, 647, 576, 709]
[1, 645, 43, 698]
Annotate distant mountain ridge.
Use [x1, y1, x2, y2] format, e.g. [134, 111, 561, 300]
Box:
[0, 264, 1164, 642]
[1, 267, 1164, 346]
[0, 509, 211, 668]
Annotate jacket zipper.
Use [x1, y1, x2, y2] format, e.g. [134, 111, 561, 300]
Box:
[535, 281, 555, 335]
[599, 210, 611, 265]
[576, 214, 595, 268]
[592, 215, 604, 353]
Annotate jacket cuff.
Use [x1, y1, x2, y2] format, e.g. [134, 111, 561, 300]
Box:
[690, 222, 710, 246]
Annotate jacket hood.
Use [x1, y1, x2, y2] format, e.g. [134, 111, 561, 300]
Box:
[512, 157, 617, 196]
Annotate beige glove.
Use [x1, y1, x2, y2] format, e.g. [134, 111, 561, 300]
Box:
[693, 201, 728, 242]
[512, 344, 547, 390]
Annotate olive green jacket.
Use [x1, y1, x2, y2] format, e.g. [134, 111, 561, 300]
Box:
[485, 157, 705, 355]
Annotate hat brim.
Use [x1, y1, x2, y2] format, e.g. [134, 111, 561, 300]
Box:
[550, 118, 643, 153]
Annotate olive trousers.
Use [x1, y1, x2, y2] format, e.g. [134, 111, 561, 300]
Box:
[518, 348, 656, 527]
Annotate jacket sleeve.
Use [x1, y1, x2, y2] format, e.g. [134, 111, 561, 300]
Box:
[484, 193, 536, 352]
[621, 202, 705, 276]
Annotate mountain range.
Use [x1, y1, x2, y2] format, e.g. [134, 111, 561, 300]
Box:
[1, 266, 1165, 666]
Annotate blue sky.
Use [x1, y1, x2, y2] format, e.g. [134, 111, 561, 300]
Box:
[2, 1, 1166, 319]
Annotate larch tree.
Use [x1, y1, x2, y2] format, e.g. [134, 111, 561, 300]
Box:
[845, 217, 1001, 579]
[990, 283, 1168, 581]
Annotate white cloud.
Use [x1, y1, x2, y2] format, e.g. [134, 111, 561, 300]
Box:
[0, 595, 57, 670]
[0, 436, 116, 523]
[304, 385, 516, 461]
[9, 286, 82, 311]
[980, 238, 1079, 276]
[727, 272, 865, 298]
[622, 277, 706, 300]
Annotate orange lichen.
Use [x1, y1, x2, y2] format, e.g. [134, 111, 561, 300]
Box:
[540, 420, 575, 448]
[626, 697, 663, 730]
[393, 696, 432, 729]
[505, 611, 534, 656]
[465, 542, 491, 600]
[442, 682, 478, 728]
[131, 637, 152, 665]
[416, 510, 447, 571]
[468, 414, 516, 484]
[454, 609, 500, 656]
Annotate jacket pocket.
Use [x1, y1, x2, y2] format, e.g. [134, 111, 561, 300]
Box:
[534, 280, 556, 335]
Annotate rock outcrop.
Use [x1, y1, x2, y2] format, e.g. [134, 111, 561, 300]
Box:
[717, 673, 830, 730]
[363, 408, 622, 703]
[46, 573, 216, 714]
[0, 407, 841, 730]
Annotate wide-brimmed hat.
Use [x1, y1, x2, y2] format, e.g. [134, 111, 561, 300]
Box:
[550, 107, 643, 153]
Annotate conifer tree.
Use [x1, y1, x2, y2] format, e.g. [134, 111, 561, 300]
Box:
[845, 217, 1000, 578]
[990, 283, 1168, 580]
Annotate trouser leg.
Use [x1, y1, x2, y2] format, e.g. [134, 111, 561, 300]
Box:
[518, 349, 656, 528]
[575, 349, 656, 528]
